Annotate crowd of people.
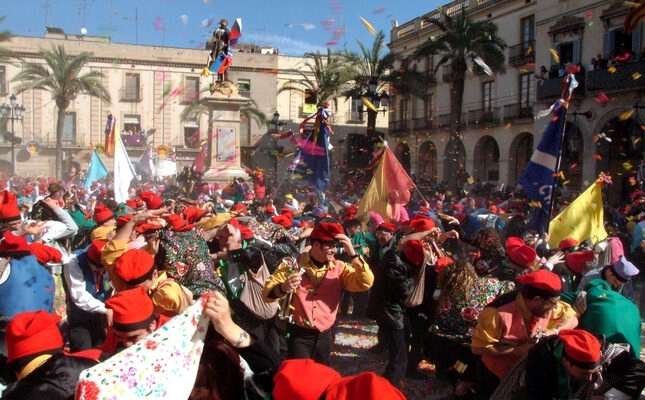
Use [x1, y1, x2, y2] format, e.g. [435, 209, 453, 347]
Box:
[1, 165, 645, 399]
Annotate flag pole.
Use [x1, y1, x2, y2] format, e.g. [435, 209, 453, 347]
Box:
[545, 64, 580, 226]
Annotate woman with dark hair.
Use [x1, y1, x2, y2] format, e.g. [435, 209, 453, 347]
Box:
[190, 290, 281, 400]
[471, 227, 513, 280]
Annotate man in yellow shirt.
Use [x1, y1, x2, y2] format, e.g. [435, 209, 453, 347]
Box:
[471, 269, 578, 397]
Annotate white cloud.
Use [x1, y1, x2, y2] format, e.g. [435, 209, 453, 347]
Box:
[243, 32, 328, 57]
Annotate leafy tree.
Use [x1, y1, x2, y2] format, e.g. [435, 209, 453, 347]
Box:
[413, 8, 507, 132]
[278, 48, 354, 111]
[342, 30, 426, 144]
[13, 45, 111, 178]
[0, 16, 14, 62]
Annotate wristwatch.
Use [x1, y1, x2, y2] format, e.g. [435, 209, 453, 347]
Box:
[235, 331, 249, 348]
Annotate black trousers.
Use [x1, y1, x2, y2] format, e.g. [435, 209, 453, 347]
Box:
[286, 324, 333, 365]
[381, 322, 408, 389]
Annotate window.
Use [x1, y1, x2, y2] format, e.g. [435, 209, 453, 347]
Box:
[122, 73, 140, 101]
[0, 66, 6, 95]
[482, 81, 494, 113]
[604, 25, 642, 59]
[519, 73, 532, 108]
[238, 79, 250, 98]
[304, 88, 317, 104]
[350, 97, 363, 121]
[182, 76, 200, 104]
[426, 55, 435, 82]
[184, 122, 200, 148]
[62, 112, 76, 144]
[520, 15, 535, 49]
[123, 114, 141, 135]
[400, 98, 409, 122]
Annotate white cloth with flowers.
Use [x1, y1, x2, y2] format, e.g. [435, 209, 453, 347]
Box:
[75, 294, 210, 399]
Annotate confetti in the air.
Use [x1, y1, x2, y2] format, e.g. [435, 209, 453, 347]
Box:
[359, 16, 377, 35]
[549, 48, 560, 64]
[473, 56, 492, 76]
[593, 92, 614, 104]
[619, 109, 635, 121]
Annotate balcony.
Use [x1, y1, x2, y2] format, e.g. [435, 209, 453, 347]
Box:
[437, 113, 451, 128]
[536, 73, 586, 102]
[508, 41, 535, 66]
[389, 119, 409, 137]
[468, 108, 499, 129]
[119, 87, 142, 102]
[587, 60, 645, 92]
[412, 117, 433, 130]
[503, 103, 534, 121]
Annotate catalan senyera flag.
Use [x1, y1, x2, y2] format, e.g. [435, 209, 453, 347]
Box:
[357, 146, 415, 223]
[113, 127, 137, 203]
[625, 0, 645, 34]
[548, 179, 608, 248]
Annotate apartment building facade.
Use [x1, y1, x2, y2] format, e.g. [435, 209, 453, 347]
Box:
[0, 29, 388, 186]
[388, 0, 644, 206]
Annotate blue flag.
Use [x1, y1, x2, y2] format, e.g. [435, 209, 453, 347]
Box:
[139, 146, 156, 181]
[518, 100, 567, 233]
[84, 150, 109, 189]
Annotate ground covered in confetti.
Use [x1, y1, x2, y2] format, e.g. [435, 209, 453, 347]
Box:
[330, 316, 645, 400]
[330, 317, 454, 400]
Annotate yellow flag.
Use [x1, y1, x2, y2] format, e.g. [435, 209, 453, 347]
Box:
[357, 150, 391, 222]
[548, 181, 607, 248]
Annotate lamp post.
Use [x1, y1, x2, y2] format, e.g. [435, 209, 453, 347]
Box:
[272, 111, 280, 182]
[0, 94, 26, 176]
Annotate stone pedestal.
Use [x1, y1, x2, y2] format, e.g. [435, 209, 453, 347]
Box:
[201, 81, 251, 186]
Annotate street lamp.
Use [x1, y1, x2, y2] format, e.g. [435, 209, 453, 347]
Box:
[365, 78, 389, 144]
[0, 94, 26, 175]
[272, 111, 281, 182]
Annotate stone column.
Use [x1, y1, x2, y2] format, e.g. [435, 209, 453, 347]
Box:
[201, 83, 251, 186]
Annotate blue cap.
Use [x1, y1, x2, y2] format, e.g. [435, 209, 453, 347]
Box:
[612, 256, 639, 280]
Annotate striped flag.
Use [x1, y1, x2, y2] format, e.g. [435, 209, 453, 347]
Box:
[625, 0, 645, 34]
[83, 150, 109, 189]
[357, 146, 415, 223]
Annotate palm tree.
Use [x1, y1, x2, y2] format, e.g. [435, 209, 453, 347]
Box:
[413, 8, 507, 133]
[342, 30, 426, 144]
[278, 48, 354, 110]
[0, 16, 14, 62]
[12, 45, 110, 179]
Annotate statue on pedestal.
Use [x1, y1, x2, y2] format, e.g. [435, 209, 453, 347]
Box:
[202, 18, 242, 96]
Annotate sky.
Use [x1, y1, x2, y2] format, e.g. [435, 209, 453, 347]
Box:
[0, 0, 444, 56]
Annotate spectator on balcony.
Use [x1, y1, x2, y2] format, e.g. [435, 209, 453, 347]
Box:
[534, 65, 548, 85]
[588, 57, 598, 71]
[549, 64, 559, 79]
[596, 53, 608, 69]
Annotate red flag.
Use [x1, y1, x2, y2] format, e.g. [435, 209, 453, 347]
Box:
[192, 143, 207, 174]
[357, 146, 415, 223]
